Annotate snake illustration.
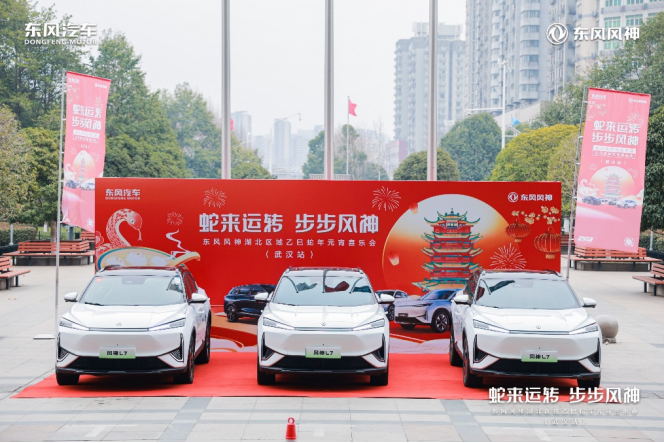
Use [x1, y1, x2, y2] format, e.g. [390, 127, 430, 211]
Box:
[95, 209, 143, 256]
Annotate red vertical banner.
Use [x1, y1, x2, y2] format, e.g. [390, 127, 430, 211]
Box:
[574, 88, 651, 252]
[62, 72, 111, 232]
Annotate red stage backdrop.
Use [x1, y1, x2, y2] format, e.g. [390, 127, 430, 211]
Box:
[95, 179, 561, 353]
[574, 88, 651, 252]
[61, 72, 111, 232]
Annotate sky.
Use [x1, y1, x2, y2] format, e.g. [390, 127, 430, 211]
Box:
[36, 0, 466, 138]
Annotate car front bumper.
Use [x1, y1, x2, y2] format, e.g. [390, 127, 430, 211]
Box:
[394, 306, 428, 324]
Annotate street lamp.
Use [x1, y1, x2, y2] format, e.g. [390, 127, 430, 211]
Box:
[269, 113, 301, 174]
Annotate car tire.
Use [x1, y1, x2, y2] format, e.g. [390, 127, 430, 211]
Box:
[55, 372, 79, 386]
[399, 324, 416, 330]
[174, 335, 195, 384]
[225, 305, 239, 322]
[449, 326, 463, 367]
[195, 318, 211, 364]
[370, 367, 389, 386]
[430, 310, 450, 333]
[578, 377, 601, 389]
[387, 305, 395, 322]
[462, 337, 483, 388]
[257, 361, 276, 385]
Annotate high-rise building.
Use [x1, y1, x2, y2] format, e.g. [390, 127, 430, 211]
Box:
[231, 111, 252, 146]
[466, 0, 493, 111]
[273, 119, 291, 169]
[575, 0, 664, 75]
[253, 135, 269, 167]
[394, 23, 466, 157]
[290, 129, 315, 171]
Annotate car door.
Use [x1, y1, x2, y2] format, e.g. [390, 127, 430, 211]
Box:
[184, 273, 204, 350]
[234, 286, 252, 314]
[244, 285, 266, 316]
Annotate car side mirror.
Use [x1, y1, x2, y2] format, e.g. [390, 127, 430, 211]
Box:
[64, 292, 78, 302]
[255, 292, 269, 301]
[582, 297, 597, 308]
[191, 292, 208, 304]
[379, 294, 395, 303]
[453, 293, 470, 305]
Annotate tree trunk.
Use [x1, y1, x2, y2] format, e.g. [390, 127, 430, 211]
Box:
[50, 220, 57, 243]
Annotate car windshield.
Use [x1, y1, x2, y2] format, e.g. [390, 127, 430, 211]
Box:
[421, 290, 455, 301]
[272, 274, 376, 307]
[80, 275, 186, 306]
[475, 278, 580, 310]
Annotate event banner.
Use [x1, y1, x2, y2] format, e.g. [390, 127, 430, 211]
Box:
[61, 71, 111, 232]
[574, 88, 651, 252]
[96, 179, 561, 353]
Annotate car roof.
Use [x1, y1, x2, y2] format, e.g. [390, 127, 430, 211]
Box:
[284, 267, 365, 277]
[98, 266, 181, 277]
[481, 269, 563, 280]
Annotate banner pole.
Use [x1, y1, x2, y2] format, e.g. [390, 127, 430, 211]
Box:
[53, 69, 66, 338]
[323, 0, 334, 180]
[566, 86, 588, 281]
[427, 0, 438, 181]
[346, 97, 349, 177]
[221, 0, 231, 179]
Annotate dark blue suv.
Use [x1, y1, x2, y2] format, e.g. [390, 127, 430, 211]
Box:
[224, 284, 275, 322]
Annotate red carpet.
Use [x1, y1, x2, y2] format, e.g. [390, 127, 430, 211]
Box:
[15, 353, 585, 400]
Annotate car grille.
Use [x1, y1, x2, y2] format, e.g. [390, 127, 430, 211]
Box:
[486, 359, 590, 375]
[68, 357, 171, 372]
[276, 356, 373, 371]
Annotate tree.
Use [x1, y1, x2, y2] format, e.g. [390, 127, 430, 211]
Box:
[0, 0, 85, 128]
[533, 84, 585, 128]
[642, 106, 664, 230]
[302, 131, 324, 178]
[89, 31, 186, 178]
[0, 107, 32, 222]
[393, 149, 460, 181]
[440, 113, 501, 180]
[490, 125, 578, 182]
[231, 134, 272, 179]
[20, 127, 59, 239]
[546, 132, 578, 216]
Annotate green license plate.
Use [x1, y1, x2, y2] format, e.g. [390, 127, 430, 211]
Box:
[305, 347, 341, 359]
[99, 347, 136, 359]
[521, 350, 558, 363]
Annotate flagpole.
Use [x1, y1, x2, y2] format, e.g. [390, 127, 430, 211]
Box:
[566, 86, 588, 281]
[346, 96, 350, 177]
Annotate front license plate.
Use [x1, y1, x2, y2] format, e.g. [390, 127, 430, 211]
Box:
[305, 347, 341, 359]
[99, 347, 136, 359]
[398, 313, 408, 317]
[521, 350, 558, 363]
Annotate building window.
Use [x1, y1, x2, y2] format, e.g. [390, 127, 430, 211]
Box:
[521, 40, 540, 47]
[626, 0, 643, 3]
[521, 25, 540, 33]
[604, 17, 621, 49]
[521, 10, 541, 17]
[521, 84, 538, 91]
[520, 69, 539, 78]
[625, 14, 643, 25]
[605, 0, 621, 5]
[520, 54, 539, 62]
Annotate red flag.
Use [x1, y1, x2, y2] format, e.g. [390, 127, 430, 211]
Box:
[348, 98, 357, 116]
[231, 118, 234, 131]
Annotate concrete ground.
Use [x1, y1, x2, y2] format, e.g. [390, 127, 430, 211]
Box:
[0, 262, 663, 442]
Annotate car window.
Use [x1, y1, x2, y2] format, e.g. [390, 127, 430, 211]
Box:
[260, 284, 275, 293]
[80, 275, 186, 306]
[185, 274, 198, 297]
[272, 274, 376, 307]
[238, 287, 250, 295]
[475, 278, 581, 310]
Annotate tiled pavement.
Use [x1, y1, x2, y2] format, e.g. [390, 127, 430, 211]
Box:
[0, 262, 663, 441]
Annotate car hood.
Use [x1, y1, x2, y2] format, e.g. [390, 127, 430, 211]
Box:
[473, 306, 593, 332]
[394, 298, 439, 307]
[65, 303, 188, 329]
[265, 303, 382, 329]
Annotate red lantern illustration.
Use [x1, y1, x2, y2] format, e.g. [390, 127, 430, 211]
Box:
[505, 218, 531, 243]
[534, 227, 561, 259]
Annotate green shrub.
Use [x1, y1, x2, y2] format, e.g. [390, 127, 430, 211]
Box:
[0, 225, 37, 246]
[640, 232, 664, 252]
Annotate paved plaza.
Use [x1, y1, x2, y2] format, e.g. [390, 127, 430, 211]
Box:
[0, 262, 663, 441]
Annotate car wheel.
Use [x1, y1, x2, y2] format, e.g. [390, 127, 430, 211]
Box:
[399, 324, 416, 330]
[370, 366, 389, 386]
[226, 305, 239, 322]
[174, 335, 195, 384]
[578, 377, 601, 389]
[449, 326, 463, 367]
[257, 360, 276, 385]
[462, 337, 483, 388]
[55, 372, 79, 386]
[387, 305, 395, 322]
[430, 310, 450, 333]
[195, 318, 211, 364]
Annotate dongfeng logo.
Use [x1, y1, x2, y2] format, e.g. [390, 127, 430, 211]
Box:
[624, 237, 634, 247]
[547, 23, 569, 45]
[508, 192, 518, 203]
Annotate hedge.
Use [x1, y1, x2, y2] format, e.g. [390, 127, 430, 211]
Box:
[639, 232, 664, 252]
[0, 225, 37, 246]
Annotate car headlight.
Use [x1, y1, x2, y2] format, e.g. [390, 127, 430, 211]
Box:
[149, 318, 186, 331]
[569, 323, 599, 335]
[59, 318, 89, 331]
[473, 319, 509, 333]
[353, 319, 385, 331]
[412, 303, 432, 308]
[262, 317, 294, 330]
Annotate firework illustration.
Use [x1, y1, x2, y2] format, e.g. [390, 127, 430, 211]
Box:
[627, 112, 644, 126]
[490, 244, 527, 270]
[167, 212, 184, 226]
[372, 187, 401, 212]
[204, 188, 226, 208]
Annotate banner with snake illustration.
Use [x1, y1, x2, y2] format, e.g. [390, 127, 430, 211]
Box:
[96, 178, 561, 354]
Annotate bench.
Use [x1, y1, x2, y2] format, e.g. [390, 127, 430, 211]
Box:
[633, 263, 664, 296]
[5, 241, 94, 265]
[560, 234, 575, 253]
[0, 256, 30, 290]
[570, 247, 660, 271]
[80, 231, 95, 250]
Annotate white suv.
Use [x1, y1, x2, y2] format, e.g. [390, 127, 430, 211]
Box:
[256, 267, 393, 386]
[449, 270, 601, 388]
